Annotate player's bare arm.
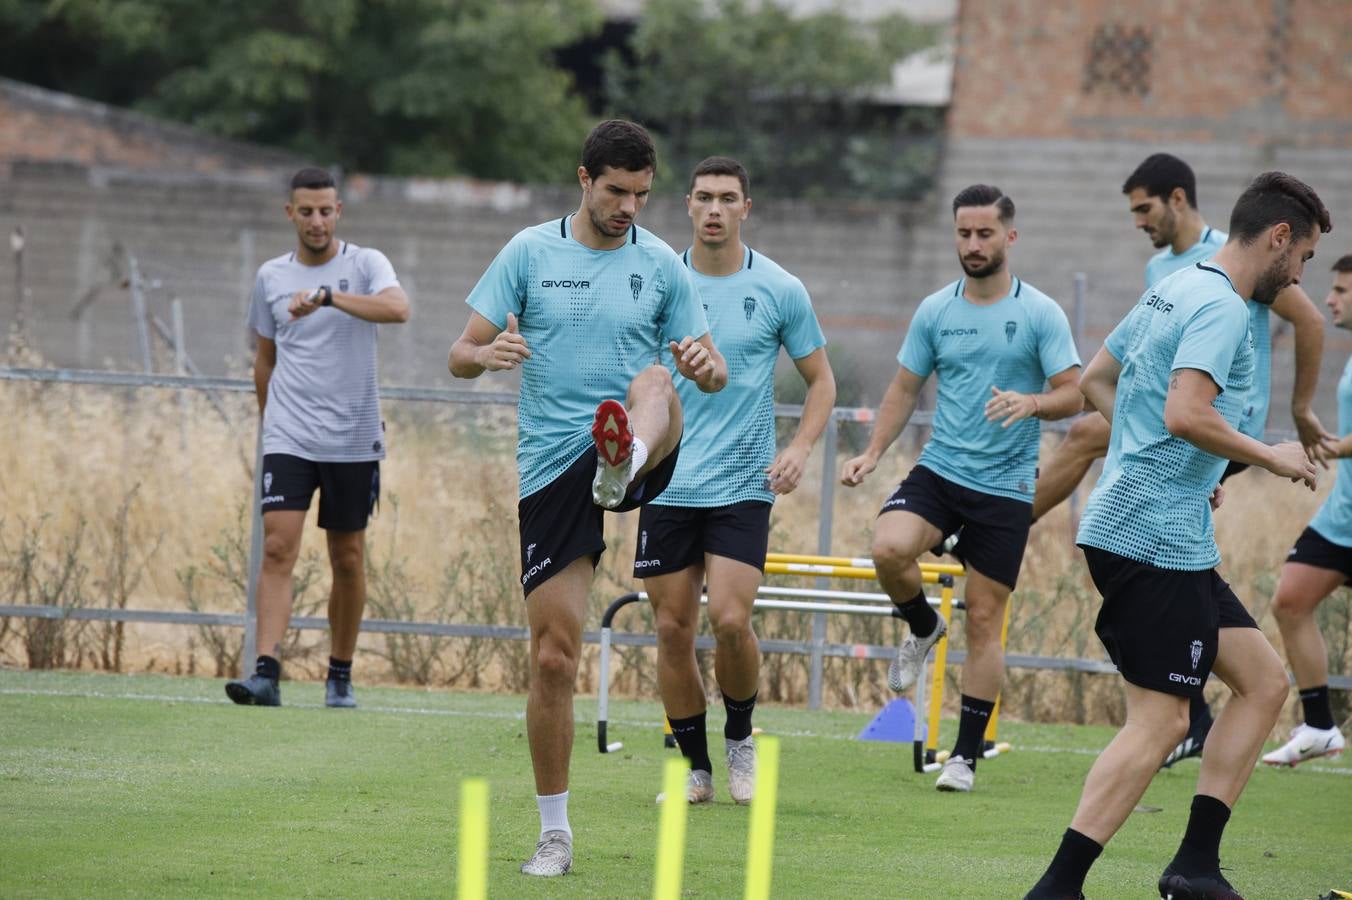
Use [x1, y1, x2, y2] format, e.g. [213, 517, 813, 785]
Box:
[1078, 347, 1122, 426]
[289, 285, 410, 323]
[252, 335, 276, 413]
[986, 365, 1082, 428]
[840, 366, 925, 486]
[449, 311, 531, 378]
[766, 347, 837, 494]
[669, 333, 728, 392]
[1164, 367, 1317, 489]
[1271, 283, 1336, 461]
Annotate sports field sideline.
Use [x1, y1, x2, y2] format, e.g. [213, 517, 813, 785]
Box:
[1, 668, 1347, 898]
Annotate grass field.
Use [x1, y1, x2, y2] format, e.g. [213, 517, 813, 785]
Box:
[2, 669, 1348, 898]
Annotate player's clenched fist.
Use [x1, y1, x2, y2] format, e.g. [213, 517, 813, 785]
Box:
[839, 453, 878, 487]
[481, 312, 531, 371]
[669, 336, 713, 382]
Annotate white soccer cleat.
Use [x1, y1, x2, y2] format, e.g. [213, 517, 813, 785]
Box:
[520, 829, 573, 877]
[934, 755, 974, 792]
[656, 768, 714, 805]
[726, 736, 756, 805]
[1261, 723, 1345, 767]
[888, 615, 947, 693]
[591, 398, 635, 509]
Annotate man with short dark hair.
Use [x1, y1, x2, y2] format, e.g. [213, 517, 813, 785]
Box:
[1025, 172, 1329, 900]
[1262, 253, 1352, 768]
[450, 119, 727, 877]
[227, 167, 411, 709]
[841, 184, 1082, 793]
[1027, 153, 1333, 768]
[636, 156, 835, 806]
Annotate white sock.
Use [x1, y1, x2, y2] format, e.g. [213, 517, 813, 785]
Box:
[629, 436, 649, 474]
[536, 791, 571, 840]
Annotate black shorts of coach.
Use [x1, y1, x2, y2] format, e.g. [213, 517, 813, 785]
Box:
[1080, 546, 1258, 699]
[517, 440, 682, 598]
[1287, 526, 1352, 584]
[632, 501, 772, 579]
[260, 453, 380, 532]
[879, 464, 1031, 590]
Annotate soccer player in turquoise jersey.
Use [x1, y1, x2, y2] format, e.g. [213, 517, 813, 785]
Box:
[1029, 154, 1333, 768]
[841, 184, 1083, 793]
[1261, 254, 1352, 768]
[228, 167, 410, 711]
[1026, 172, 1328, 900]
[449, 120, 727, 878]
[633, 157, 836, 806]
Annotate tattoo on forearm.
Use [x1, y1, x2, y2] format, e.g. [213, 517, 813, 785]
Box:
[1169, 373, 1180, 390]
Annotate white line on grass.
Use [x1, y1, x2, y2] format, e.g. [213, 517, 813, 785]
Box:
[3, 685, 1348, 778]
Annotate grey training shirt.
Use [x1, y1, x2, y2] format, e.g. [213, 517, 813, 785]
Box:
[247, 241, 401, 462]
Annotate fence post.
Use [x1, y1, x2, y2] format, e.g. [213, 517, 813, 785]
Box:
[1069, 273, 1088, 533]
[807, 415, 839, 710]
[10, 225, 25, 335]
[171, 298, 188, 454]
[126, 253, 154, 373]
[243, 428, 264, 671]
[239, 229, 256, 359]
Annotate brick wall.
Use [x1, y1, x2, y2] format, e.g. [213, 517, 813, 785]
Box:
[949, 0, 1352, 146]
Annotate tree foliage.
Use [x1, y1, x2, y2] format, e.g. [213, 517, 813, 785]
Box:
[0, 0, 602, 182]
[604, 0, 942, 200]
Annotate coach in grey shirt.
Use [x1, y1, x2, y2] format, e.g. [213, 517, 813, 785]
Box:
[227, 167, 410, 709]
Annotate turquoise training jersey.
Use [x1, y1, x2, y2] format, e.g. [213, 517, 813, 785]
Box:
[1146, 227, 1270, 439]
[1078, 262, 1254, 569]
[899, 277, 1080, 502]
[466, 216, 709, 498]
[653, 246, 827, 507]
[1308, 355, 1352, 548]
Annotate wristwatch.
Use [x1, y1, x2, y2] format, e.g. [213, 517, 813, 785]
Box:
[320, 285, 333, 306]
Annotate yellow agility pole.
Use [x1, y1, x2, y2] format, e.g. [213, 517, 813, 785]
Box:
[654, 758, 690, 900]
[985, 597, 1014, 744]
[743, 736, 781, 900]
[924, 580, 954, 761]
[457, 778, 488, 900]
[765, 552, 965, 578]
[764, 562, 945, 583]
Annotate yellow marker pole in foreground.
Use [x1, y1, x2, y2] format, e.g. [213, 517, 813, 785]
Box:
[654, 758, 690, 900]
[457, 778, 488, 900]
[744, 735, 782, 900]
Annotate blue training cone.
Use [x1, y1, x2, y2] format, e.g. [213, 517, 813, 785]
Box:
[857, 698, 918, 743]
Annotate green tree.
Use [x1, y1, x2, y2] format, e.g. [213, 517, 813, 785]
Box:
[604, 0, 941, 199]
[0, 0, 602, 182]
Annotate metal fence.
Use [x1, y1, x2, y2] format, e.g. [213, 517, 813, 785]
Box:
[4, 364, 1344, 707]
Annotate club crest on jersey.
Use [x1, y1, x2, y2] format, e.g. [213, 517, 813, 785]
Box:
[1005, 321, 1017, 343]
[339, 279, 349, 292]
[744, 296, 756, 321]
[629, 273, 643, 301]
[1190, 639, 1203, 671]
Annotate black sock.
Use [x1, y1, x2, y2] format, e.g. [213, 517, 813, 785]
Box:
[255, 655, 281, 681]
[722, 691, 758, 742]
[668, 712, 712, 773]
[892, 589, 940, 639]
[952, 694, 996, 767]
[328, 657, 352, 684]
[1188, 695, 1213, 735]
[1028, 828, 1102, 897]
[1300, 685, 1336, 731]
[1169, 794, 1231, 876]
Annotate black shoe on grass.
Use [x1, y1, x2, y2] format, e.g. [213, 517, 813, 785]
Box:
[225, 674, 280, 707]
[1158, 865, 1242, 899]
[326, 678, 356, 708]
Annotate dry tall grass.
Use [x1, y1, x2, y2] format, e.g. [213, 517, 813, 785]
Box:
[2, 366, 1348, 731]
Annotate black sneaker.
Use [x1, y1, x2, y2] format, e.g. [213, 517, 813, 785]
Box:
[325, 678, 357, 708]
[225, 673, 280, 706]
[1158, 865, 1242, 899]
[1160, 715, 1212, 769]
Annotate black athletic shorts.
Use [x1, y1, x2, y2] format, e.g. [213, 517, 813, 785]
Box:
[879, 464, 1032, 589]
[632, 500, 772, 578]
[517, 441, 681, 597]
[1287, 526, 1352, 584]
[260, 453, 379, 532]
[1220, 460, 1250, 482]
[1081, 545, 1258, 699]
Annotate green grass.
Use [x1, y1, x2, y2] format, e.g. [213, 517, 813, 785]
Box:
[1, 669, 1348, 898]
